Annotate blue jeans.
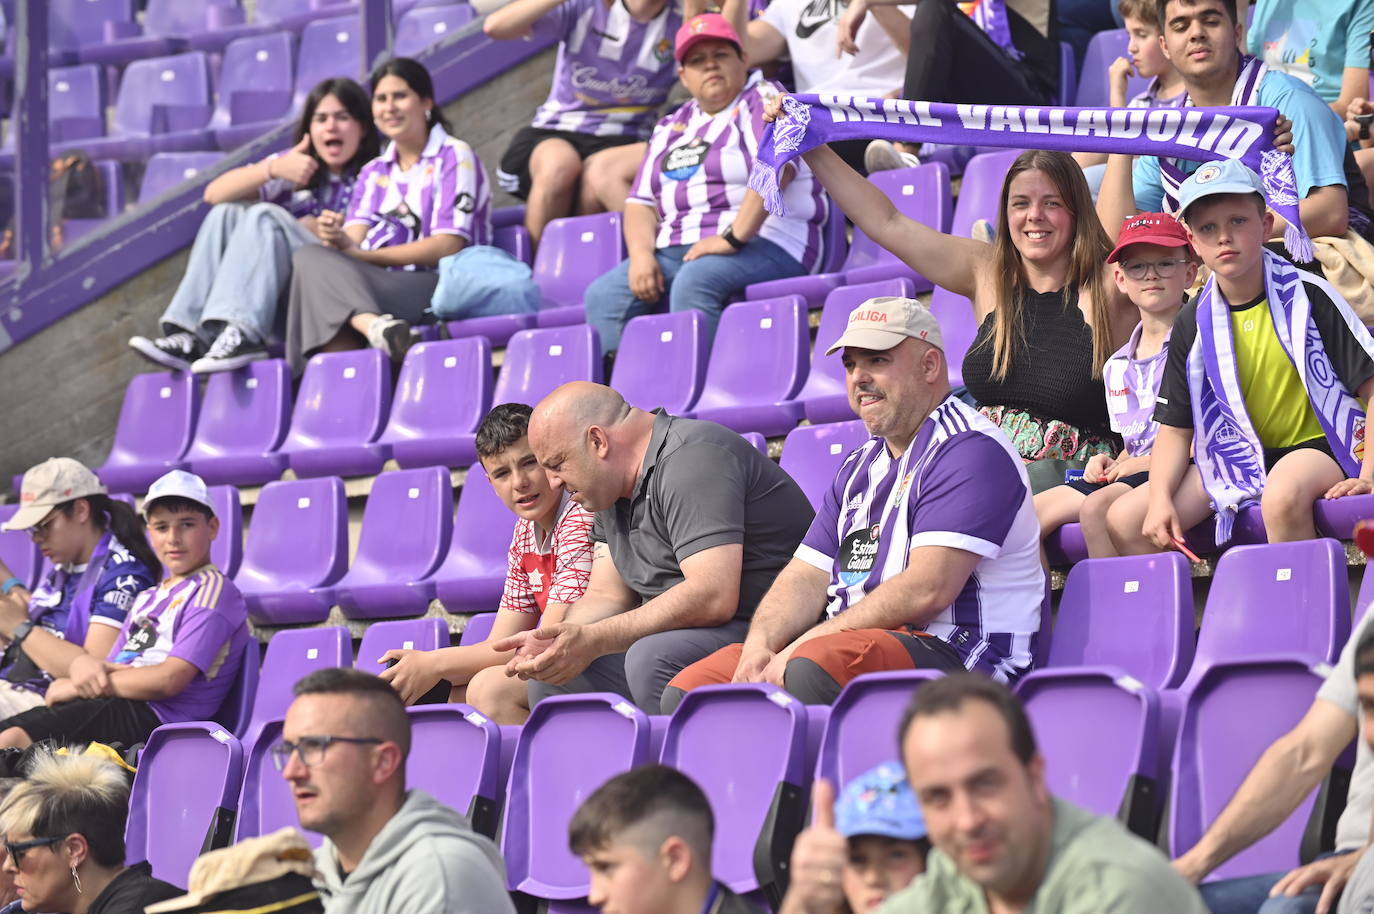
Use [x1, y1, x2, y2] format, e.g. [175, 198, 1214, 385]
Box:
[161, 200, 317, 341]
[583, 237, 804, 351]
[1200, 852, 1349, 914]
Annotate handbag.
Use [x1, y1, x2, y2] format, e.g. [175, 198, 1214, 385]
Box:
[430, 244, 541, 320]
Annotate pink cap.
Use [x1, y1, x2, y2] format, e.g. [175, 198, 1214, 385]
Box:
[674, 13, 742, 63]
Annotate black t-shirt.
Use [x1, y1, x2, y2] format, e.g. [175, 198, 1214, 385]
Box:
[1154, 280, 1374, 428]
[87, 862, 182, 914]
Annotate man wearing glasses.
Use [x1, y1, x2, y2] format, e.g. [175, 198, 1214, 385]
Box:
[275, 667, 513, 914]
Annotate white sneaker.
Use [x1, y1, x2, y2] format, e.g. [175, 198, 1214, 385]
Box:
[190, 324, 270, 374]
[864, 140, 921, 174]
[366, 314, 413, 362]
[128, 331, 204, 372]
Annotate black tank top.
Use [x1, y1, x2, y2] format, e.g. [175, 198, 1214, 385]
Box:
[962, 287, 1114, 437]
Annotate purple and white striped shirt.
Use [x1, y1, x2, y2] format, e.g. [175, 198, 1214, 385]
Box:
[627, 71, 828, 270]
[796, 396, 1044, 682]
[260, 154, 357, 218]
[533, 0, 680, 138]
[346, 124, 492, 271]
[1103, 322, 1171, 458]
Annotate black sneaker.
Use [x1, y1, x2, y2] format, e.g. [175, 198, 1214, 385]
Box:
[128, 331, 205, 372]
[190, 325, 270, 374]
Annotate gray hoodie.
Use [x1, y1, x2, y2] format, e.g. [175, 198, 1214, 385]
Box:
[313, 789, 515, 914]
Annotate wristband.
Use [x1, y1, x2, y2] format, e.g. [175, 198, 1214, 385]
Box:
[0, 577, 20, 596]
[721, 226, 746, 250]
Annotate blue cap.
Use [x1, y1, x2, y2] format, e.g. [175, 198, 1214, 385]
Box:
[834, 761, 926, 841]
[1176, 159, 1266, 221]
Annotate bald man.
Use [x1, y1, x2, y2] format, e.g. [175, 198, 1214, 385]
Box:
[492, 382, 814, 712]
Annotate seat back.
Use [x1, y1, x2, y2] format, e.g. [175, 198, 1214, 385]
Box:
[660, 685, 807, 905]
[97, 371, 199, 489]
[236, 477, 349, 596]
[0, 506, 41, 590]
[927, 286, 980, 388]
[817, 199, 848, 273]
[184, 359, 292, 472]
[357, 618, 448, 676]
[532, 212, 626, 310]
[494, 325, 601, 405]
[49, 0, 133, 53]
[1057, 41, 1077, 105]
[799, 278, 917, 407]
[502, 694, 653, 900]
[236, 719, 317, 845]
[139, 151, 225, 203]
[1075, 29, 1150, 107]
[816, 670, 946, 787]
[49, 64, 104, 142]
[434, 467, 518, 592]
[1189, 539, 1349, 681]
[282, 349, 392, 449]
[379, 338, 493, 448]
[126, 723, 243, 886]
[214, 636, 260, 738]
[951, 149, 1021, 238]
[407, 704, 503, 837]
[1050, 553, 1194, 690]
[113, 52, 213, 137]
[294, 16, 361, 110]
[844, 163, 952, 273]
[494, 222, 533, 266]
[780, 420, 871, 512]
[142, 0, 235, 37]
[611, 311, 709, 414]
[395, 3, 476, 55]
[692, 296, 809, 411]
[247, 626, 352, 732]
[208, 484, 243, 578]
[213, 30, 295, 128]
[460, 612, 498, 646]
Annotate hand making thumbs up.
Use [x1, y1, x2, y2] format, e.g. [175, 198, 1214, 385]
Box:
[780, 778, 848, 914]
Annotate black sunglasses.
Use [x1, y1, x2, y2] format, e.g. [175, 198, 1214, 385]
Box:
[6, 836, 62, 866]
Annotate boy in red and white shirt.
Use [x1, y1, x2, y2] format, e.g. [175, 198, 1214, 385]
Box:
[380, 403, 593, 723]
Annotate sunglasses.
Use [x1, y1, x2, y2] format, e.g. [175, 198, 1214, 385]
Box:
[5, 836, 61, 866]
[271, 735, 383, 771]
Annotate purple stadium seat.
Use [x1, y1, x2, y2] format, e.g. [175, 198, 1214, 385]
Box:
[395, 3, 475, 55]
[95, 371, 198, 494]
[247, 626, 351, 735]
[275, 349, 392, 479]
[208, 484, 243, 578]
[493, 324, 603, 406]
[660, 684, 807, 906]
[741, 432, 768, 454]
[610, 310, 709, 414]
[779, 420, 871, 512]
[213, 636, 260, 738]
[459, 612, 498, 646]
[407, 704, 504, 837]
[1074, 29, 1151, 107]
[533, 212, 626, 328]
[494, 205, 526, 228]
[235, 477, 349, 625]
[953, 149, 1020, 239]
[42, 65, 104, 145]
[78, 0, 235, 68]
[1017, 669, 1159, 837]
[495, 222, 533, 266]
[816, 670, 945, 788]
[1057, 41, 1077, 106]
[211, 30, 297, 150]
[376, 338, 493, 470]
[236, 719, 315, 845]
[502, 694, 654, 904]
[0, 506, 41, 590]
[183, 359, 292, 485]
[927, 286, 980, 388]
[795, 278, 916, 425]
[356, 617, 447, 676]
[292, 16, 361, 112]
[334, 467, 454, 619]
[56, 52, 215, 161]
[687, 296, 809, 436]
[1170, 658, 1328, 880]
[1045, 504, 1269, 566]
[1314, 494, 1374, 540]
[48, 0, 133, 59]
[1048, 553, 1194, 690]
[138, 151, 224, 204]
[126, 722, 243, 886]
[414, 466, 517, 613]
[744, 162, 952, 307]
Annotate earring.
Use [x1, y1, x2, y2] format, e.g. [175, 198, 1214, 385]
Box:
[70, 866, 82, 894]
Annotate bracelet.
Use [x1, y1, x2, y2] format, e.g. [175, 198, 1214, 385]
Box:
[0, 577, 20, 596]
[264, 157, 276, 180]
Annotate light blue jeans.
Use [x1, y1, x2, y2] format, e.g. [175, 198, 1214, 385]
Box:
[160, 200, 318, 341]
[583, 237, 804, 351]
[1199, 852, 1349, 914]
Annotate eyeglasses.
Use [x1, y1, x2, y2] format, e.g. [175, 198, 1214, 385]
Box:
[5, 836, 62, 866]
[270, 735, 383, 771]
[26, 511, 60, 542]
[1120, 258, 1190, 281]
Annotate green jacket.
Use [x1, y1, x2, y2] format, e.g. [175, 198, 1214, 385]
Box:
[877, 798, 1207, 914]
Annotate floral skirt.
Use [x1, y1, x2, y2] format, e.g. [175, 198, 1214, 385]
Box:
[979, 405, 1119, 462]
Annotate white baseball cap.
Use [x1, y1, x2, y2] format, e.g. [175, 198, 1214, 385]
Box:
[142, 470, 215, 518]
[2, 457, 107, 531]
[826, 296, 945, 356]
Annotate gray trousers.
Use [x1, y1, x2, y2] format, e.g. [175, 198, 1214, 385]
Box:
[161, 201, 317, 340]
[528, 618, 751, 714]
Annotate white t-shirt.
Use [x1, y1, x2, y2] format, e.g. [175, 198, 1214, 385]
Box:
[760, 0, 911, 97]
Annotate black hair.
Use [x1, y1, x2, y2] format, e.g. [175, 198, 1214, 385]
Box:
[293, 667, 411, 759]
[1155, 0, 1238, 30]
[475, 403, 534, 461]
[143, 495, 214, 522]
[1355, 626, 1374, 681]
[58, 496, 161, 583]
[294, 77, 382, 191]
[898, 673, 1037, 766]
[367, 57, 454, 135]
[568, 764, 714, 859]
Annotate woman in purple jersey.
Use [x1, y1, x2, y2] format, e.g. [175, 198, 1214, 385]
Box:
[284, 57, 494, 374]
[128, 78, 380, 375]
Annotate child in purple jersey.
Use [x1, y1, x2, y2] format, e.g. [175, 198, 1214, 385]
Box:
[1033, 213, 1195, 558]
[486, 0, 680, 248]
[285, 58, 493, 375]
[129, 78, 380, 375]
[0, 471, 249, 750]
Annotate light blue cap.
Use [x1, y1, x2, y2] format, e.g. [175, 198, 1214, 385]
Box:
[834, 761, 926, 841]
[1177, 158, 1266, 221]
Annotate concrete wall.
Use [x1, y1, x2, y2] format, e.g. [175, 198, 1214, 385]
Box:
[0, 48, 556, 491]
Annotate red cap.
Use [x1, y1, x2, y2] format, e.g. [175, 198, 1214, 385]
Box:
[1107, 212, 1193, 264]
[675, 13, 743, 63]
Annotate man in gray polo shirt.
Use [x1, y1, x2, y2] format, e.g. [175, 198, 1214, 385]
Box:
[492, 381, 814, 712]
